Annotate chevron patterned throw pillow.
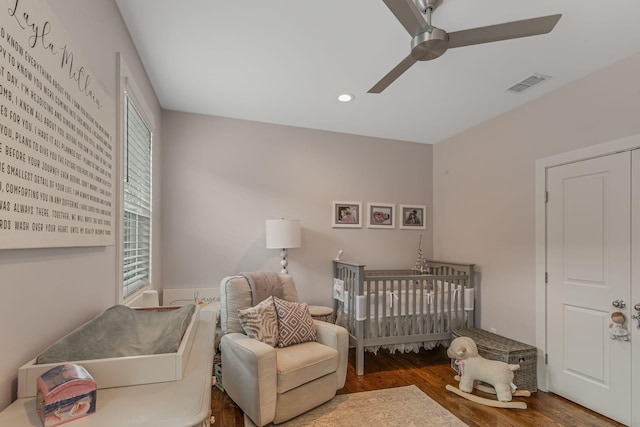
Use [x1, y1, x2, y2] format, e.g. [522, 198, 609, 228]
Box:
[273, 297, 316, 348]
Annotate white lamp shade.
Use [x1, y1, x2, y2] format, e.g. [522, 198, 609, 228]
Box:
[265, 219, 301, 249]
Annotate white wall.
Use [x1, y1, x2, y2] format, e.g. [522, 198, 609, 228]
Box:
[160, 112, 433, 306]
[0, 0, 161, 410]
[433, 52, 640, 345]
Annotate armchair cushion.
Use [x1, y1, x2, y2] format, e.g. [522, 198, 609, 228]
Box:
[220, 274, 299, 335]
[276, 341, 339, 393]
[237, 296, 279, 347]
[273, 297, 316, 347]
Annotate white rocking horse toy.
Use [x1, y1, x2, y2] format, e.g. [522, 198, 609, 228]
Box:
[445, 336, 531, 409]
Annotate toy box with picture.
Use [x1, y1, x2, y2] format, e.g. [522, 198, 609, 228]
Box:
[36, 364, 96, 426]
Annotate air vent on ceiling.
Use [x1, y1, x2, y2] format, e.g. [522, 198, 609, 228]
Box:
[507, 73, 551, 93]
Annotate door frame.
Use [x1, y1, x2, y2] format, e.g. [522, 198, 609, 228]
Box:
[535, 132, 640, 392]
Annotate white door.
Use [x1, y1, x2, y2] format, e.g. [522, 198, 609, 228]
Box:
[632, 149, 640, 427]
[547, 152, 632, 425]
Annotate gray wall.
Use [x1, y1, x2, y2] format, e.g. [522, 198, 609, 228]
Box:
[433, 52, 640, 345]
[160, 112, 433, 305]
[0, 0, 162, 409]
[2, 0, 640, 414]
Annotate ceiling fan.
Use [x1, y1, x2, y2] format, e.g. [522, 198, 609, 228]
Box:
[369, 0, 561, 93]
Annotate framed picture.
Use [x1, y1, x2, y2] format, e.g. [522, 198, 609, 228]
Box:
[332, 201, 362, 228]
[400, 205, 426, 229]
[367, 203, 395, 229]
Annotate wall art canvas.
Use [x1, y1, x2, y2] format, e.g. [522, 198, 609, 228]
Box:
[367, 203, 394, 229]
[332, 201, 362, 228]
[400, 205, 426, 229]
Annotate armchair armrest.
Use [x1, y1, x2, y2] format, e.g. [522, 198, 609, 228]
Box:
[220, 333, 277, 426]
[314, 320, 349, 389]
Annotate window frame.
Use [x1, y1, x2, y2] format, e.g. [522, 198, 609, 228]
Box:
[117, 54, 156, 304]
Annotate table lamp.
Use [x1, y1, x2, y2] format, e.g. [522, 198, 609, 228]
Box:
[265, 219, 301, 274]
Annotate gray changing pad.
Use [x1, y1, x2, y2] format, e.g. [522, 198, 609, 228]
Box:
[36, 304, 196, 364]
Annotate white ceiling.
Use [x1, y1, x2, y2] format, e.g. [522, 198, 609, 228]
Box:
[116, 0, 640, 145]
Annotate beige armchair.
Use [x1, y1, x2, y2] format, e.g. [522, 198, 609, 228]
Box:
[219, 274, 348, 426]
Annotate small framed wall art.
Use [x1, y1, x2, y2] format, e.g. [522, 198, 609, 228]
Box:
[332, 201, 362, 228]
[367, 203, 394, 229]
[399, 205, 426, 229]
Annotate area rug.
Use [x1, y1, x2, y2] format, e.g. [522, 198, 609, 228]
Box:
[243, 385, 467, 426]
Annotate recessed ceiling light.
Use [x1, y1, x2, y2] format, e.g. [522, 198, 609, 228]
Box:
[338, 94, 354, 102]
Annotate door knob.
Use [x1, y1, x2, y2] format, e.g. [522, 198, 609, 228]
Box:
[634, 303, 640, 329]
[612, 299, 626, 309]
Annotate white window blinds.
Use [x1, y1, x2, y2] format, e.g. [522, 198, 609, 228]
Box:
[123, 93, 152, 298]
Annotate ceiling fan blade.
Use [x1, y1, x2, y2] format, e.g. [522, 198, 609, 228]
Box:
[368, 55, 418, 93]
[448, 14, 561, 49]
[383, 0, 430, 37]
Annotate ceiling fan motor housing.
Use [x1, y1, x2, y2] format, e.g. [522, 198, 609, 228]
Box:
[411, 27, 449, 61]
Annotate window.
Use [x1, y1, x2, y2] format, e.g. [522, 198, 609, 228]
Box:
[122, 92, 152, 298]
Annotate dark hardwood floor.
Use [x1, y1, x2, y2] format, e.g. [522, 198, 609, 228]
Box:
[211, 347, 624, 426]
